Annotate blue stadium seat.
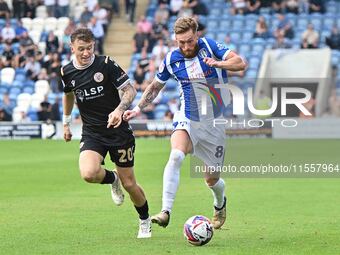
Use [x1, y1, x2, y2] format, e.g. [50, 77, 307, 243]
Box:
[207, 20, 219, 30]
[210, 8, 221, 16]
[9, 87, 22, 95]
[23, 80, 35, 88]
[232, 19, 244, 30]
[252, 44, 265, 53]
[219, 19, 231, 29]
[154, 104, 169, 119]
[22, 86, 34, 94]
[245, 18, 257, 29]
[229, 31, 241, 42]
[242, 31, 254, 41]
[239, 44, 251, 57]
[323, 18, 335, 31]
[216, 33, 226, 43]
[14, 74, 26, 83]
[159, 94, 170, 104]
[310, 17, 322, 30]
[205, 32, 216, 40]
[27, 110, 38, 121]
[15, 68, 26, 75]
[297, 18, 309, 30]
[0, 85, 8, 94]
[249, 57, 260, 69]
[245, 69, 257, 78]
[12, 80, 23, 87]
[165, 79, 178, 91]
[326, 2, 337, 14]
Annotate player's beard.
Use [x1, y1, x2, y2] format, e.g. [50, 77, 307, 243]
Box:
[180, 44, 199, 58]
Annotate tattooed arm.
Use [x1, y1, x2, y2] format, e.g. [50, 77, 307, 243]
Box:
[107, 83, 136, 128]
[117, 83, 137, 112]
[123, 78, 165, 121]
[138, 79, 165, 110]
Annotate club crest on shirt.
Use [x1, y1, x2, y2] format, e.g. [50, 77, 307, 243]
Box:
[198, 48, 208, 58]
[94, 72, 104, 83]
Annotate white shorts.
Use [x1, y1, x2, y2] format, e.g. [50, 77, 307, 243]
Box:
[172, 111, 226, 168]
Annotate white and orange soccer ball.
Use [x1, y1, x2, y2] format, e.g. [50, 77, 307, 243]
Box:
[183, 215, 214, 246]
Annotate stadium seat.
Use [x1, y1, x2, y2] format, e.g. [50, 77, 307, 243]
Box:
[297, 18, 309, 30]
[12, 106, 28, 122]
[22, 86, 34, 94]
[21, 17, 32, 30]
[30, 93, 45, 109]
[216, 33, 226, 43]
[0, 86, 8, 94]
[323, 18, 335, 31]
[229, 32, 241, 42]
[14, 73, 26, 83]
[27, 109, 38, 121]
[31, 17, 45, 32]
[44, 17, 58, 32]
[36, 5, 48, 18]
[1, 67, 16, 85]
[29, 30, 42, 44]
[219, 20, 231, 30]
[57, 17, 70, 31]
[207, 20, 219, 30]
[35, 80, 50, 95]
[16, 93, 32, 109]
[232, 19, 244, 30]
[165, 79, 178, 91]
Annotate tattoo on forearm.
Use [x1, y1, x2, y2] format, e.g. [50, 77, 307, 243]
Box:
[117, 85, 136, 112]
[139, 82, 164, 109]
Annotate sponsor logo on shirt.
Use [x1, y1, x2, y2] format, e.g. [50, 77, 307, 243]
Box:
[75, 86, 104, 102]
[117, 72, 128, 82]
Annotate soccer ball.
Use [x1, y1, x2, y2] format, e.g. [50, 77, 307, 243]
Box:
[183, 215, 214, 246]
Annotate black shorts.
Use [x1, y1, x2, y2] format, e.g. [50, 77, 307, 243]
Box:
[79, 136, 135, 168]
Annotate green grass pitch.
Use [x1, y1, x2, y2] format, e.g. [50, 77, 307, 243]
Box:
[0, 138, 339, 255]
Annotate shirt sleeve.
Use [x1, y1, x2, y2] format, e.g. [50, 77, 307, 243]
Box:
[206, 37, 231, 60]
[107, 56, 130, 89]
[60, 67, 72, 93]
[155, 55, 171, 84]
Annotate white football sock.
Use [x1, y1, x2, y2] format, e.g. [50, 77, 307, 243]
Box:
[162, 149, 185, 213]
[208, 178, 225, 209]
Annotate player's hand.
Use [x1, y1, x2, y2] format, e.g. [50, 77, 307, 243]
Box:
[203, 57, 220, 68]
[107, 109, 123, 128]
[123, 109, 139, 121]
[63, 125, 72, 142]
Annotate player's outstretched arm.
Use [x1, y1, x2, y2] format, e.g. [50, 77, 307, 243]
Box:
[203, 51, 247, 72]
[107, 83, 136, 128]
[62, 92, 75, 142]
[123, 78, 165, 121]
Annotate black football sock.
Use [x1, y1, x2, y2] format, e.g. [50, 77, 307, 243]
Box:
[100, 169, 116, 184]
[135, 200, 149, 220]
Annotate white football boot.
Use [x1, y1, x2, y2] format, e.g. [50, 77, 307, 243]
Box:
[110, 170, 124, 206]
[137, 217, 152, 238]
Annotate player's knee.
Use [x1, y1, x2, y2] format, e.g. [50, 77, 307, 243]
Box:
[80, 166, 101, 183]
[168, 149, 185, 165]
[121, 178, 136, 192]
[205, 177, 219, 187]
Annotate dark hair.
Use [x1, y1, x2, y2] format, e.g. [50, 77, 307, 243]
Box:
[70, 28, 95, 43]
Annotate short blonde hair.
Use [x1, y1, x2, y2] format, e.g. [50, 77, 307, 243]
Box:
[174, 17, 198, 34]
